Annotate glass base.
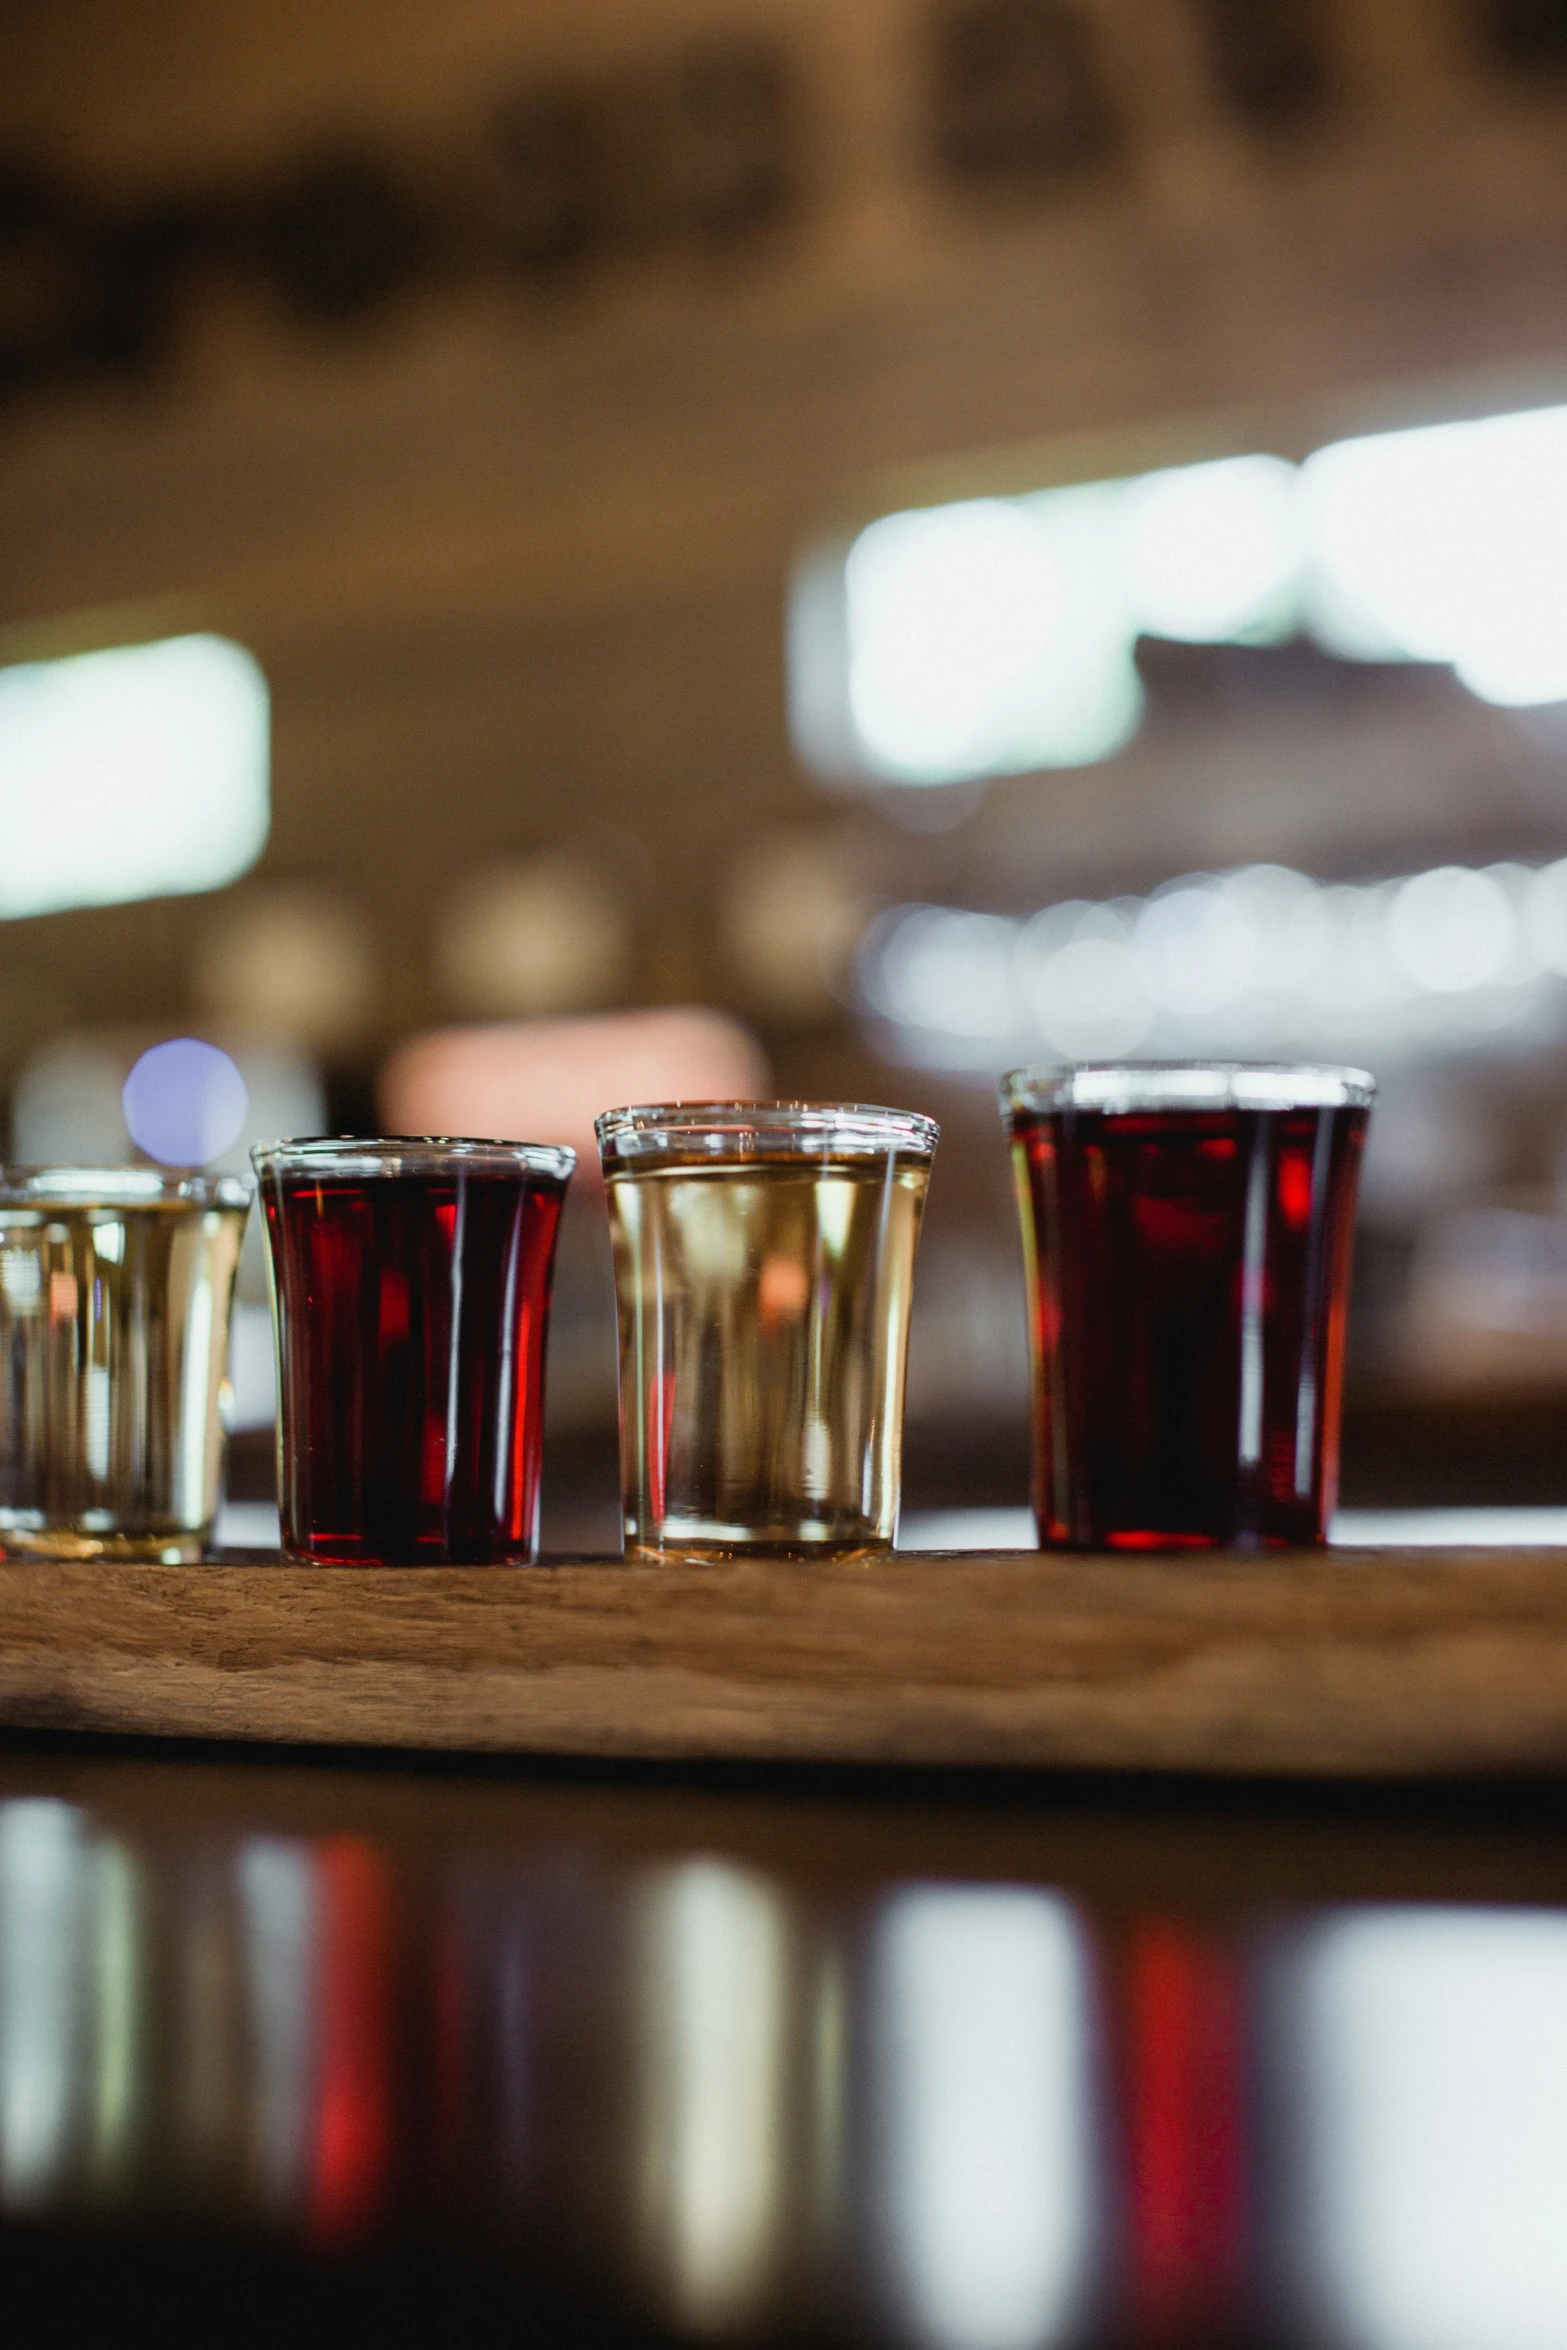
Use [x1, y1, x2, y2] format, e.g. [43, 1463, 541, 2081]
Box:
[0, 1524, 208, 1565]
[1037, 1526, 1326, 1552]
[625, 1531, 893, 1563]
[280, 1541, 537, 1567]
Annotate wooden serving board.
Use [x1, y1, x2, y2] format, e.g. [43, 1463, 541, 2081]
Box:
[3, 1545, 1567, 1778]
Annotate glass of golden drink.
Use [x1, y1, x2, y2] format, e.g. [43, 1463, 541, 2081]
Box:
[597, 1102, 937, 1559]
[0, 1167, 251, 1564]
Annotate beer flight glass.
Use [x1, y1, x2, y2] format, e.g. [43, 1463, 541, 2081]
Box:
[0, 1166, 251, 1563]
[253, 1137, 574, 1565]
[1003, 1064, 1373, 1551]
[597, 1102, 937, 1557]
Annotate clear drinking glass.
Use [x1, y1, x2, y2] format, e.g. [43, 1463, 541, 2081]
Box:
[0, 1166, 252, 1564]
[597, 1102, 938, 1558]
[253, 1137, 574, 1565]
[1003, 1064, 1373, 1551]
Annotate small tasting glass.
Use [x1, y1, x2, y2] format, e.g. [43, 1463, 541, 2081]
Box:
[253, 1137, 574, 1565]
[0, 1166, 252, 1565]
[1002, 1063, 1374, 1551]
[597, 1102, 938, 1559]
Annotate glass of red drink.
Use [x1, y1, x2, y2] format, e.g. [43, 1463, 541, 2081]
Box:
[1001, 1065, 1373, 1551]
[252, 1137, 574, 1565]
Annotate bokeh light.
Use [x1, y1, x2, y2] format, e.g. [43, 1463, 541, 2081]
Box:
[718, 829, 867, 1019]
[435, 855, 630, 1020]
[192, 883, 376, 1052]
[1387, 867, 1517, 994]
[860, 855, 1567, 1071]
[122, 1039, 250, 1167]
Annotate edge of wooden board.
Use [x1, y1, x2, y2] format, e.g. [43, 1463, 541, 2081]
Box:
[1, 1545, 1566, 1776]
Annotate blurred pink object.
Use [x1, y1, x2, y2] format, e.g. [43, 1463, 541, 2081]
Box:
[380, 1008, 771, 1168]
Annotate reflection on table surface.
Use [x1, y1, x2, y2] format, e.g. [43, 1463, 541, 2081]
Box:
[1, 1748, 1566, 2347]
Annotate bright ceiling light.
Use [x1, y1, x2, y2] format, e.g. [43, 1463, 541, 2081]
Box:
[847, 501, 1062, 782]
[1299, 425, 1471, 661]
[0, 635, 269, 920]
[1119, 454, 1300, 643]
[803, 399, 1567, 797]
[1302, 404, 1567, 704]
[845, 492, 1140, 784]
[1454, 625, 1567, 710]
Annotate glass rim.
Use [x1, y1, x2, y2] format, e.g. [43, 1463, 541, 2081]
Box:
[596, 1099, 940, 1164]
[1000, 1062, 1377, 1115]
[250, 1134, 576, 1183]
[0, 1165, 253, 1210]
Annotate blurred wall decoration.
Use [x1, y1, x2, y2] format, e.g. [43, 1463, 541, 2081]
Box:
[13, 0, 1567, 1521]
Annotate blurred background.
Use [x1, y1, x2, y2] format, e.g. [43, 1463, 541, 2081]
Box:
[7, 0, 1567, 1542]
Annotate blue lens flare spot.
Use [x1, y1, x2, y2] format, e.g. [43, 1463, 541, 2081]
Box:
[122, 1038, 249, 1167]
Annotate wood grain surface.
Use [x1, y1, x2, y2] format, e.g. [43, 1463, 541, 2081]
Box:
[4, 1546, 1567, 1776]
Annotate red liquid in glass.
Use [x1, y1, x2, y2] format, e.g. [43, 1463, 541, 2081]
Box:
[263, 1168, 567, 1564]
[1010, 1104, 1367, 1550]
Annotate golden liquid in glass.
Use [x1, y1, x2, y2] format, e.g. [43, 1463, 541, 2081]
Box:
[605, 1153, 929, 1557]
[0, 1198, 247, 1563]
